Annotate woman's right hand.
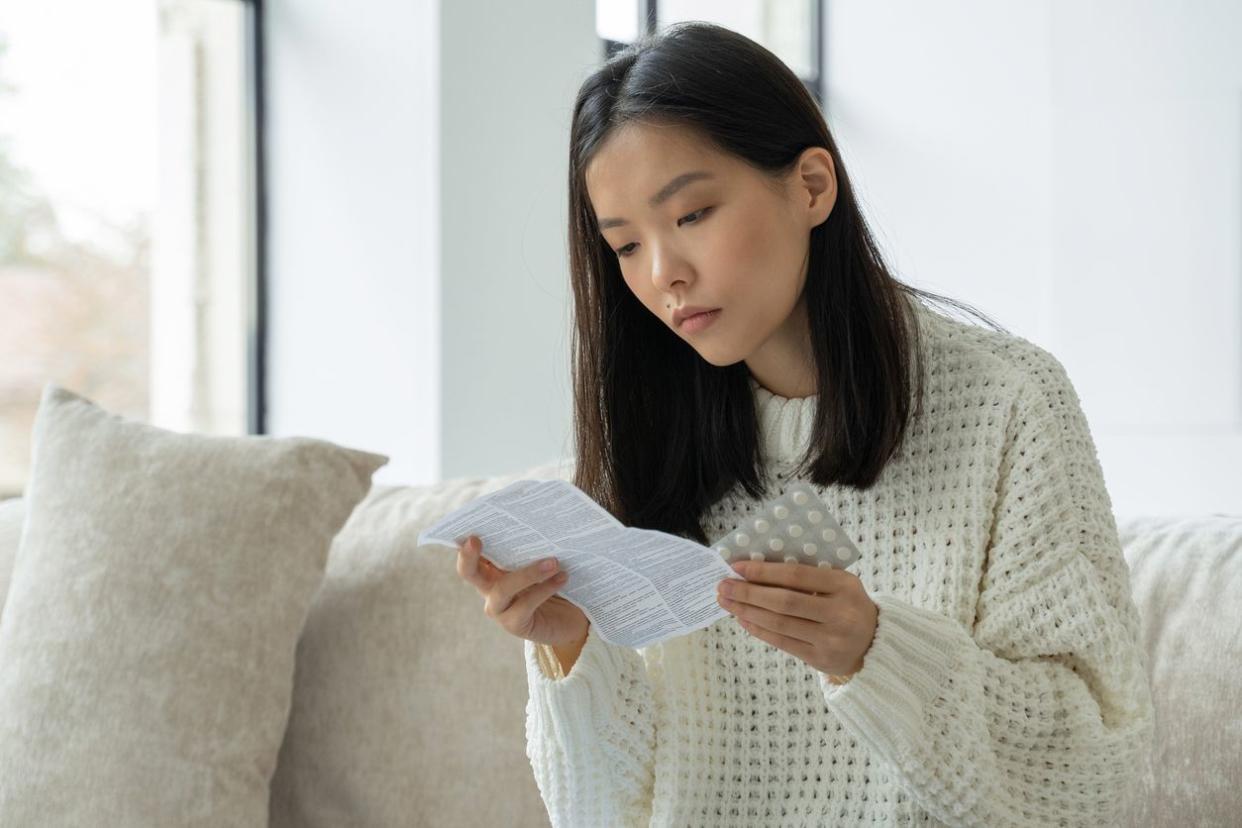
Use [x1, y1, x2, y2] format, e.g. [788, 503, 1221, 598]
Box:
[456, 535, 590, 649]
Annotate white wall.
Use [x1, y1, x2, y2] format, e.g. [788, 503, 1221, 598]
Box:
[265, 0, 439, 486]
[438, 0, 599, 481]
[265, 0, 597, 486]
[824, 0, 1242, 521]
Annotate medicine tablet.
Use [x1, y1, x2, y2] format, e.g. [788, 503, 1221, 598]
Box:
[712, 480, 862, 571]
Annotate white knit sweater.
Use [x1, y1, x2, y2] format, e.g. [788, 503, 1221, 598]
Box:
[523, 300, 1156, 827]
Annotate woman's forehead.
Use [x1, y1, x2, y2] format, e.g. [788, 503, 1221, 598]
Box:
[589, 122, 717, 178]
[585, 124, 731, 215]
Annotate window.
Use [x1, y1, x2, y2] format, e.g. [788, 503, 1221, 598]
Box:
[595, 0, 825, 105]
[0, 0, 265, 500]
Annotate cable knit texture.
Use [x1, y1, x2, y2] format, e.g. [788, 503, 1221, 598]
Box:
[522, 298, 1156, 827]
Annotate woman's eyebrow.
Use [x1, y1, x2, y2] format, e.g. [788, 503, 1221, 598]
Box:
[597, 170, 715, 229]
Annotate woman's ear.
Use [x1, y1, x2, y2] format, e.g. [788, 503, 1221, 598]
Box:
[793, 146, 837, 229]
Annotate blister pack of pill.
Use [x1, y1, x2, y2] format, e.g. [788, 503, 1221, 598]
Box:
[712, 480, 862, 570]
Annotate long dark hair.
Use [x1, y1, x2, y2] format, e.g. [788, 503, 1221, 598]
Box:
[567, 22, 1007, 545]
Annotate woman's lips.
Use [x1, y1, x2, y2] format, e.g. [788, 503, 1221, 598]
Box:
[680, 308, 722, 333]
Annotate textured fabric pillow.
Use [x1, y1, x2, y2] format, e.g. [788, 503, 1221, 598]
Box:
[0, 383, 388, 826]
[268, 456, 572, 828]
[1116, 513, 1242, 828]
[0, 497, 21, 625]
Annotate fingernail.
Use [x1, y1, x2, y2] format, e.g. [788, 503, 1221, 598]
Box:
[540, 558, 558, 573]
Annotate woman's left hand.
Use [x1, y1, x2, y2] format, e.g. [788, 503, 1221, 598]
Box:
[717, 560, 878, 682]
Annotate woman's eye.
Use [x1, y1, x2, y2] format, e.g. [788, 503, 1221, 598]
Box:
[614, 207, 713, 259]
[680, 208, 710, 228]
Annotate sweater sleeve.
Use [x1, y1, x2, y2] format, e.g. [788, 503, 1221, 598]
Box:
[523, 624, 657, 827]
[818, 354, 1156, 827]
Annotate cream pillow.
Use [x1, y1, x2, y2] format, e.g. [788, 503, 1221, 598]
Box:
[1117, 514, 1242, 828]
[0, 383, 388, 826]
[268, 457, 573, 827]
[0, 496, 21, 624]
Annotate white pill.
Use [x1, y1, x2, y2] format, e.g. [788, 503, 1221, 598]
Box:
[816, 560, 833, 568]
[821, 528, 837, 542]
[836, 546, 852, 562]
[802, 542, 818, 556]
[735, 532, 750, 547]
[718, 547, 730, 560]
[768, 537, 784, 552]
[773, 505, 789, 519]
[753, 518, 770, 533]
[807, 510, 823, 524]
[788, 524, 803, 538]
[792, 491, 808, 505]
[749, 551, 765, 562]
[783, 555, 798, 564]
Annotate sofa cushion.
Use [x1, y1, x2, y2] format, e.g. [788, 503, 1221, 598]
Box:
[1116, 513, 1242, 828]
[0, 496, 20, 624]
[4, 449, 1239, 826]
[0, 383, 388, 826]
[268, 456, 573, 828]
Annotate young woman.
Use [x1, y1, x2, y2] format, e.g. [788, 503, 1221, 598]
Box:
[456, 21, 1154, 827]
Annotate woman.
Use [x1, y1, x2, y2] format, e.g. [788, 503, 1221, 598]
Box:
[456, 21, 1154, 827]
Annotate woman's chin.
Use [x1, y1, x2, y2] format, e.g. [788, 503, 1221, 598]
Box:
[692, 346, 739, 368]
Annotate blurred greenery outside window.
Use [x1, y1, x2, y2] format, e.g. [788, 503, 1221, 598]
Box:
[0, 0, 255, 500]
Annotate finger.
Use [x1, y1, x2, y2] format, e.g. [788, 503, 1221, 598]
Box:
[487, 555, 562, 616]
[726, 596, 819, 644]
[737, 613, 817, 658]
[456, 536, 493, 592]
[730, 559, 843, 594]
[499, 569, 570, 624]
[721, 581, 824, 622]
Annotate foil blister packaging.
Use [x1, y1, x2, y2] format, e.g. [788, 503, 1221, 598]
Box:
[713, 480, 862, 570]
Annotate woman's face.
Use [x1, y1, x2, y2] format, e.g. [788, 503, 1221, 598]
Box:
[584, 120, 836, 397]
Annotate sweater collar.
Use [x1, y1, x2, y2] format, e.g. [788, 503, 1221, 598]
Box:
[745, 294, 934, 468]
[748, 374, 818, 468]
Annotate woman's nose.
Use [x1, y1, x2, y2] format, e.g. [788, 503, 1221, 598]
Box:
[649, 248, 693, 292]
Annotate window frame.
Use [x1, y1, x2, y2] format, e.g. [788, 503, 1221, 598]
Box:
[240, 0, 268, 436]
[601, 0, 826, 105]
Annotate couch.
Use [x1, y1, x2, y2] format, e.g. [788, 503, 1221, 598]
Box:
[0, 454, 1238, 826]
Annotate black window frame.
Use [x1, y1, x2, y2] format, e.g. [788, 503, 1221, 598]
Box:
[240, 0, 268, 436]
[601, 0, 826, 105]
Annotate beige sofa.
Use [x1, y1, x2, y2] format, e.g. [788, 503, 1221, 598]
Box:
[0, 456, 1237, 826]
